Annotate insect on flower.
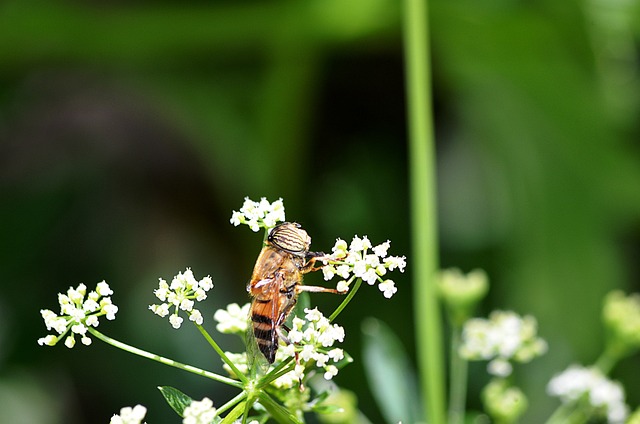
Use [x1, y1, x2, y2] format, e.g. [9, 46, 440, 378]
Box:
[247, 222, 345, 364]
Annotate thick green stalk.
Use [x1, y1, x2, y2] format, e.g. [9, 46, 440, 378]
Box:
[403, 0, 446, 423]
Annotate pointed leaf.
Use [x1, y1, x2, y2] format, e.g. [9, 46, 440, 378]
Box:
[158, 386, 194, 417]
[361, 318, 423, 423]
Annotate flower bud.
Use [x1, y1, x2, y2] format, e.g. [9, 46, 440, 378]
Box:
[438, 268, 488, 326]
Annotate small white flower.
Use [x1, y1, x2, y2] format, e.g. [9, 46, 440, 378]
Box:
[149, 303, 170, 318]
[189, 309, 204, 325]
[85, 315, 99, 327]
[372, 240, 391, 258]
[65, 335, 75, 348]
[300, 344, 317, 362]
[96, 281, 113, 297]
[37, 335, 57, 346]
[327, 348, 343, 361]
[213, 303, 250, 334]
[331, 238, 348, 257]
[349, 236, 371, 252]
[324, 365, 339, 380]
[110, 404, 147, 424]
[304, 307, 323, 322]
[488, 358, 513, 377]
[183, 397, 217, 424]
[293, 364, 306, 380]
[362, 268, 379, 285]
[71, 324, 87, 335]
[336, 281, 350, 293]
[103, 302, 119, 321]
[83, 298, 99, 313]
[322, 265, 336, 281]
[378, 280, 398, 298]
[179, 299, 195, 312]
[169, 315, 183, 329]
[385, 256, 407, 272]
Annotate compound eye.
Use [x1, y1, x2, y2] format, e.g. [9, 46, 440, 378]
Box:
[268, 222, 310, 254]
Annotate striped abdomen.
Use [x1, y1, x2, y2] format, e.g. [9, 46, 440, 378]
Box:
[250, 297, 279, 364]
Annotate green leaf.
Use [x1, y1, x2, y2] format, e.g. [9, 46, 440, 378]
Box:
[258, 392, 303, 424]
[158, 386, 194, 417]
[361, 318, 423, 424]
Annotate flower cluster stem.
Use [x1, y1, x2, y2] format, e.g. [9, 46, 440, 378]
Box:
[195, 323, 248, 384]
[217, 391, 247, 416]
[448, 327, 468, 424]
[403, 0, 446, 423]
[88, 328, 242, 388]
[328, 278, 362, 322]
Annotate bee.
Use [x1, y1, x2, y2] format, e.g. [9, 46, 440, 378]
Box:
[247, 222, 342, 364]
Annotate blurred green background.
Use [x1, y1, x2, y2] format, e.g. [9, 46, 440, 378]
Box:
[1, 0, 639, 422]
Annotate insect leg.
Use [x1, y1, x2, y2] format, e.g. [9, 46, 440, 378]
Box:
[295, 284, 344, 294]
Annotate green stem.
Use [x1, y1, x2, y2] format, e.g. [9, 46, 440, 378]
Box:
[544, 402, 579, 424]
[448, 327, 468, 424]
[328, 278, 362, 322]
[403, 0, 445, 423]
[594, 341, 626, 375]
[195, 323, 248, 384]
[259, 361, 296, 388]
[220, 400, 248, 424]
[88, 328, 242, 388]
[217, 391, 248, 416]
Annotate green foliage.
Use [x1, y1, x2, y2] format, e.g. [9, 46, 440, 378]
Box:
[361, 318, 422, 424]
[158, 386, 194, 418]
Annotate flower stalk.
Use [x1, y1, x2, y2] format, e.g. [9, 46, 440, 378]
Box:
[88, 328, 242, 388]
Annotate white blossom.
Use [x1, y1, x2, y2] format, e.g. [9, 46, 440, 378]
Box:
[230, 197, 286, 231]
[183, 397, 217, 424]
[321, 236, 406, 298]
[110, 404, 147, 424]
[213, 303, 250, 334]
[226, 307, 350, 390]
[37, 281, 118, 348]
[547, 365, 628, 423]
[460, 310, 547, 377]
[149, 268, 213, 329]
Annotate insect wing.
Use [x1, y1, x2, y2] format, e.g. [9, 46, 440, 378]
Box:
[248, 276, 282, 368]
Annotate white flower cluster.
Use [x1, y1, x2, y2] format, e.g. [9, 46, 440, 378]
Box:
[220, 307, 348, 389]
[149, 268, 213, 329]
[230, 197, 285, 232]
[182, 397, 217, 424]
[38, 281, 118, 348]
[322, 236, 406, 298]
[109, 404, 147, 424]
[459, 310, 547, 377]
[213, 303, 250, 334]
[547, 365, 628, 423]
[277, 307, 347, 386]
